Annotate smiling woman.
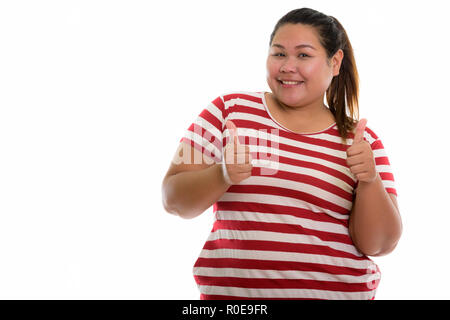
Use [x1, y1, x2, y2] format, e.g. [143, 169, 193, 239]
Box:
[265, 23, 341, 134]
[266, 11, 358, 140]
[161, 7, 401, 300]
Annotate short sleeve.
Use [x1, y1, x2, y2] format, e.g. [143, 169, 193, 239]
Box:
[370, 138, 397, 196]
[179, 96, 225, 164]
[351, 125, 398, 196]
[355, 125, 397, 196]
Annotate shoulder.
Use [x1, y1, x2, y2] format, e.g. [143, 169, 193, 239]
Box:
[348, 119, 381, 145]
[206, 91, 262, 128]
[218, 91, 264, 106]
[210, 91, 265, 120]
[356, 121, 391, 152]
[363, 124, 379, 145]
[209, 91, 260, 109]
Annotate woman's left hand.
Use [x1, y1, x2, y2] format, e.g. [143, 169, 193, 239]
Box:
[346, 119, 377, 183]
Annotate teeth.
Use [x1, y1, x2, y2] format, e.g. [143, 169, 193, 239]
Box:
[281, 81, 302, 85]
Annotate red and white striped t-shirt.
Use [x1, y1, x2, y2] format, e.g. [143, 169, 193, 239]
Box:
[180, 91, 397, 300]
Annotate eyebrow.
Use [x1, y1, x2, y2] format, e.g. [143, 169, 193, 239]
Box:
[272, 43, 316, 50]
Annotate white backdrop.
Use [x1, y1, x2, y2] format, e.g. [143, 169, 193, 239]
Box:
[1, 0, 449, 299]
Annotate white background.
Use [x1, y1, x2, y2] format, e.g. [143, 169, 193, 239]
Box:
[0, 0, 449, 299]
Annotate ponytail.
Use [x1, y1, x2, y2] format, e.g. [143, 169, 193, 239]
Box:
[326, 16, 359, 141]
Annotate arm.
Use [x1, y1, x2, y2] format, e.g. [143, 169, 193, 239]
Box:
[346, 119, 402, 256]
[161, 143, 231, 219]
[349, 177, 402, 256]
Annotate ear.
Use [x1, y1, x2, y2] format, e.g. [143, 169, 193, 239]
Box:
[332, 49, 344, 76]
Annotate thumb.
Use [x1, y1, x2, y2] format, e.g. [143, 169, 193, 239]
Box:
[353, 118, 367, 144]
[226, 120, 240, 145]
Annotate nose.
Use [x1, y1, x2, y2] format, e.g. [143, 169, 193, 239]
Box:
[280, 57, 297, 73]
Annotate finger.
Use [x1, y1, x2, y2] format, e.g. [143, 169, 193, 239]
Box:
[355, 172, 374, 182]
[347, 138, 374, 159]
[346, 144, 365, 157]
[348, 163, 368, 175]
[352, 118, 367, 145]
[226, 120, 240, 145]
[346, 155, 364, 167]
[234, 148, 252, 161]
[233, 145, 250, 155]
[224, 143, 235, 164]
[236, 170, 252, 180]
[236, 151, 246, 164]
[235, 163, 253, 173]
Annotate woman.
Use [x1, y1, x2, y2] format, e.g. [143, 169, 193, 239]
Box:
[161, 8, 402, 300]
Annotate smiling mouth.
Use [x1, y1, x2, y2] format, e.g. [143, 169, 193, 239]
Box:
[278, 80, 304, 86]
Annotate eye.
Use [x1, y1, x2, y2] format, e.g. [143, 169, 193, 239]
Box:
[298, 53, 309, 58]
[272, 52, 285, 57]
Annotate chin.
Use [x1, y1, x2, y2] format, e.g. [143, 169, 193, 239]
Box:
[273, 92, 304, 107]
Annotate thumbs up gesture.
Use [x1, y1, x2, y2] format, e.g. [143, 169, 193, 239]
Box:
[222, 120, 253, 185]
[346, 119, 377, 183]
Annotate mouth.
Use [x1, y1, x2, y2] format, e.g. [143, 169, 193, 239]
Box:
[277, 79, 304, 88]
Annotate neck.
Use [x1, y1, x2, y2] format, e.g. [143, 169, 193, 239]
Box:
[272, 94, 330, 120]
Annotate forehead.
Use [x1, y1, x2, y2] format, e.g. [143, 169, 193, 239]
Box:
[271, 23, 322, 49]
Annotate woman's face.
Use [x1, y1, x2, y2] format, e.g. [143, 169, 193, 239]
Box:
[266, 23, 343, 108]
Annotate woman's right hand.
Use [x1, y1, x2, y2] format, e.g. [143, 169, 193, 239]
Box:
[222, 120, 253, 185]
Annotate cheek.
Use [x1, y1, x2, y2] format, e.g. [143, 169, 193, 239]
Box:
[301, 61, 322, 79]
[266, 60, 279, 77]
[304, 62, 333, 86]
